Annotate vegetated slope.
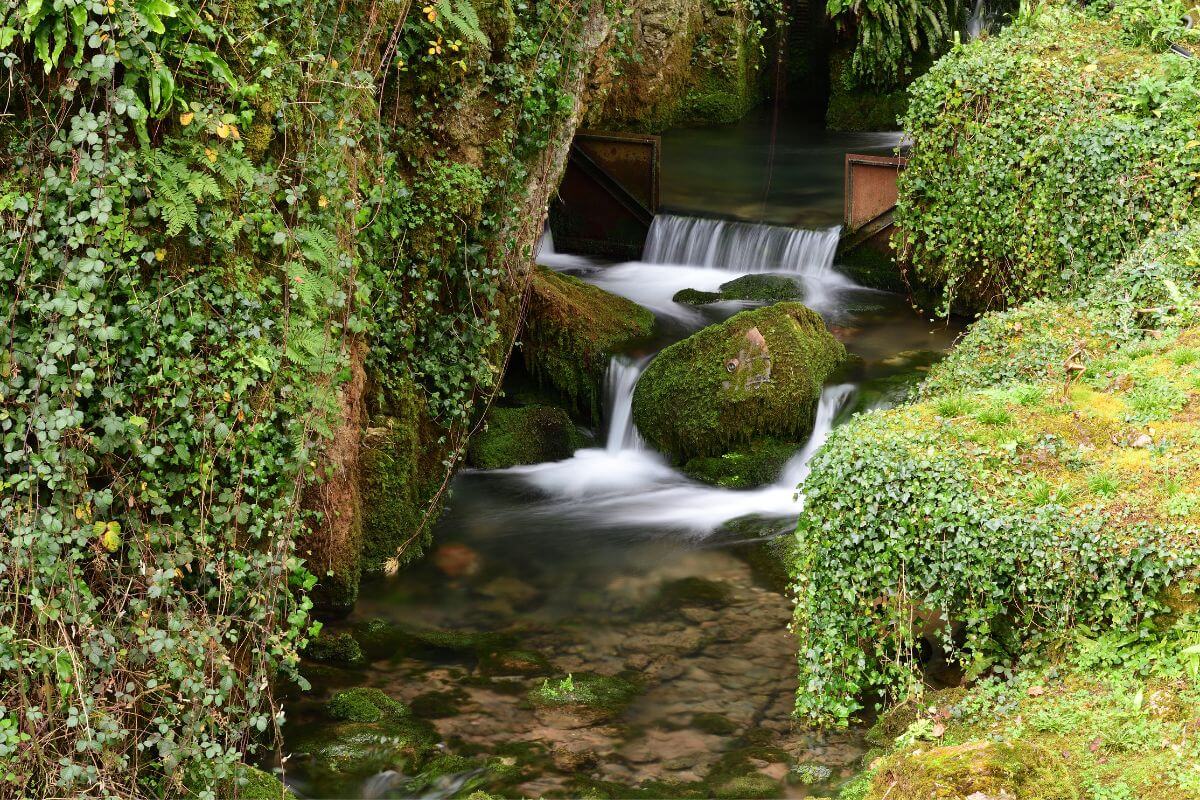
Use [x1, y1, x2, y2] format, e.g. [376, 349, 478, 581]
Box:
[787, 0, 1200, 757]
[0, 0, 638, 795]
[896, 1, 1200, 313]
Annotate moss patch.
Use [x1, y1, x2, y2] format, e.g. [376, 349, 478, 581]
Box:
[466, 405, 584, 469]
[327, 687, 410, 723]
[303, 631, 365, 667]
[522, 266, 654, 424]
[681, 437, 799, 488]
[632, 303, 845, 460]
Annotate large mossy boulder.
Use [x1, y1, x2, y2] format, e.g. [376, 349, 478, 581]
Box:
[631, 303, 845, 460]
[521, 266, 654, 423]
[467, 405, 585, 469]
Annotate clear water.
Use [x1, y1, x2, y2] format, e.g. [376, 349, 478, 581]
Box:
[278, 121, 961, 800]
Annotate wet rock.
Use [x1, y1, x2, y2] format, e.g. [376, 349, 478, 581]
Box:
[632, 303, 846, 461]
[673, 288, 723, 305]
[717, 274, 803, 303]
[691, 712, 738, 736]
[467, 405, 585, 469]
[476, 576, 542, 609]
[479, 648, 553, 677]
[552, 745, 599, 772]
[529, 673, 642, 728]
[303, 631, 365, 667]
[652, 577, 732, 609]
[681, 437, 800, 489]
[865, 740, 1076, 799]
[327, 687, 411, 723]
[434, 542, 482, 578]
[410, 688, 468, 719]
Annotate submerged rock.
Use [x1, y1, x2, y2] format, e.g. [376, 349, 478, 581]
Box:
[528, 673, 642, 728]
[632, 303, 846, 460]
[467, 405, 585, 469]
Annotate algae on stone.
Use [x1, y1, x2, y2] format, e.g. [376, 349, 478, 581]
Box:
[632, 303, 845, 460]
[522, 266, 654, 423]
[467, 405, 585, 469]
[681, 436, 799, 488]
[326, 687, 411, 724]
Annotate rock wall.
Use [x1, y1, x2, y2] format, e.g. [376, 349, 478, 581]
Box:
[589, 0, 769, 132]
[306, 5, 646, 612]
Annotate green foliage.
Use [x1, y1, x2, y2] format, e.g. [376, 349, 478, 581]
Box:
[897, 4, 1200, 313]
[826, 0, 955, 90]
[0, 0, 604, 795]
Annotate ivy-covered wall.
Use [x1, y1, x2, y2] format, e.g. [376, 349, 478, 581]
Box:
[0, 0, 641, 794]
[896, 1, 1200, 313]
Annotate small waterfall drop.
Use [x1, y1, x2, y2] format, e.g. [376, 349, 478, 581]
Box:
[965, 0, 992, 40]
[777, 384, 857, 489]
[604, 356, 649, 453]
[643, 213, 841, 276]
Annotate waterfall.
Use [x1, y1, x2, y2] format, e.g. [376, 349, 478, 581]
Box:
[777, 384, 857, 488]
[965, 0, 991, 40]
[536, 228, 596, 271]
[642, 213, 841, 277]
[604, 356, 649, 453]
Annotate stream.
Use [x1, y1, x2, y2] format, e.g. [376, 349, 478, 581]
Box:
[280, 120, 962, 799]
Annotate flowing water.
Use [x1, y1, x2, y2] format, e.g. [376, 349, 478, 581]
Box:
[279, 125, 962, 799]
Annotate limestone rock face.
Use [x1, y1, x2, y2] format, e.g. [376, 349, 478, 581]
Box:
[631, 303, 845, 461]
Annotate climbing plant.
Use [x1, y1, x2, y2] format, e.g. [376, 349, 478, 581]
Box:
[826, 0, 957, 89]
[0, 0, 609, 795]
[896, 0, 1200, 313]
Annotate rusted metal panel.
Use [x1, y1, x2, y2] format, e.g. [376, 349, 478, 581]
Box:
[844, 153, 907, 233]
[549, 130, 660, 260]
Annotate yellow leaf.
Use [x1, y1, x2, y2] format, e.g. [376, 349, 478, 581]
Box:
[179, 111, 194, 126]
[96, 521, 121, 553]
[204, 148, 217, 163]
[330, 58, 339, 70]
[1186, 140, 1200, 150]
[215, 123, 230, 139]
[318, 195, 329, 208]
[154, 248, 166, 261]
[1084, 63, 1098, 73]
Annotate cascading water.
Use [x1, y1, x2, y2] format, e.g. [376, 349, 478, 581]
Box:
[778, 384, 857, 488]
[581, 214, 856, 319]
[604, 356, 649, 453]
[642, 213, 841, 275]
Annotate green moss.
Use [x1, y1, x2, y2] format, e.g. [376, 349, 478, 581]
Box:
[673, 288, 723, 306]
[528, 673, 641, 715]
[717, 274, 803, 303]
[632, 303, 846, 460]
[681, 437, 799, 488]
[710, 773, 781, 799]
[467, 405, 584, 469]
[303, 631, 365, 667]
[522, 266, 654, 424]
[327, 687, 410, 723]
[865, 741, 1079, 799]
[209, 766, 296, 800]
[295, 717, 439, 778]
[357, 376, 446, 589]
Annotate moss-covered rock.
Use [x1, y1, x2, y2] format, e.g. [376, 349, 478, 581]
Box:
[528, 673, 642, 727]
[681, 436, 798, 488]
[326, 687, 411, 723]
[632, 303, 845, 460]
[303, 631, 365, 667]
[522, 266, 654, 424]
[673, 288, 723, 306]
[206, 766, 296, 800]
[717, 274, 803, 303]
[478, 648, 553, 677]
[467, 405, 585, 469]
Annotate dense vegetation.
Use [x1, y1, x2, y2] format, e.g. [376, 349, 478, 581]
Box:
[897, 0, 1200, 312]
[0, 0, 625, 794]
[790, 0, 1200, 760]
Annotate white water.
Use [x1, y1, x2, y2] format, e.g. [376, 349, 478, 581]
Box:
[535, 229, 597, 271]
[496, 214, 864, 534]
